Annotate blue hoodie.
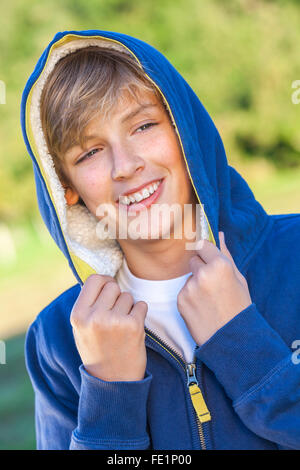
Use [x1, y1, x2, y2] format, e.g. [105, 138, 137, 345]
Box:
[21, 29, 300, 450]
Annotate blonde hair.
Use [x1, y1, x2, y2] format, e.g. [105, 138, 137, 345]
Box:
[40, 45, 164, 187]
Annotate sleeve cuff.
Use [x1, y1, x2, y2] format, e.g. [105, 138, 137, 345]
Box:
[75, 364, 153, 443]
[195, 303, 291, 401]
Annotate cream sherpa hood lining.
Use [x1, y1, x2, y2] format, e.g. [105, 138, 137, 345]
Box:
[29, 37, 209, 278]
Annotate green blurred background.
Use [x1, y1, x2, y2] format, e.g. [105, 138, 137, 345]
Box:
[0, 0, 299, 449]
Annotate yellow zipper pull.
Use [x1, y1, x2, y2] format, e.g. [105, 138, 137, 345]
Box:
[186, 364, 211, 424]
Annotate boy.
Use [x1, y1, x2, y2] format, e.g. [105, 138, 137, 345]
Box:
[22, 29, 300, 450]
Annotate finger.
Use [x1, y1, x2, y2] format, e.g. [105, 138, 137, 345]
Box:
[130, 301, 148, 322]
[77, 274, 116, 308]
[188, 254, 205, 276]
[195, 238, 221, 264]
[94, 280, 121, 310]
[111, 291, 134, 316]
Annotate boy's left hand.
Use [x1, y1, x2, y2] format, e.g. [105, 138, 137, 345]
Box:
[177, 231, 252, 346]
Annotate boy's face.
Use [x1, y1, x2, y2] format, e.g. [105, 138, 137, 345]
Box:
[62, 88, 198, 240]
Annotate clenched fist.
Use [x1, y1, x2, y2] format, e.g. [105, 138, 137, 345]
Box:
[70, 274, 148, 382]
[177, 231, 252, 346]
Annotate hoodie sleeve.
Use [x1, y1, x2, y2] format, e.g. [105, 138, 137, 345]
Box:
[25, 317, 153, 450]
[195, 303, 300, 449]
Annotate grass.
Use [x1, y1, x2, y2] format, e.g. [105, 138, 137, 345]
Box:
[234, 159, 300, 214]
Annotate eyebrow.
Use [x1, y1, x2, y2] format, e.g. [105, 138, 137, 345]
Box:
[79, 103, 158, 145]
[64, 103, 160, 158]
[121, 103, 158, 123]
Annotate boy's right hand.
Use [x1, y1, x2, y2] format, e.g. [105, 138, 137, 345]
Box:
[70, 274, 148, 382]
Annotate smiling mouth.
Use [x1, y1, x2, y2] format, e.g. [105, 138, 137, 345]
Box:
[116, 178, 164, 213]
[117, 179, 163, 206]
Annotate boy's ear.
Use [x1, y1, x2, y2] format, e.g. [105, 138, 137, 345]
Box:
[62, 185, 80, 206]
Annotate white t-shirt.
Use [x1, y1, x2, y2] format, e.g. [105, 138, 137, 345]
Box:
[116, 257, 197, 363]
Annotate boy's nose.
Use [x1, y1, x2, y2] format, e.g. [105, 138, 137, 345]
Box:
[111, 148, 145, 180]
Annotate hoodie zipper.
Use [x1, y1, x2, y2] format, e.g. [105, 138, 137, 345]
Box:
[145, 327, 211, 450]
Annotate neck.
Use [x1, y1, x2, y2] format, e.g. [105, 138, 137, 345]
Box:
[118, 201, 200, 280]
[122, 238, 197, 280]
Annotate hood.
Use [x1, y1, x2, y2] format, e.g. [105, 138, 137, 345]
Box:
[20, 29, 271, 286]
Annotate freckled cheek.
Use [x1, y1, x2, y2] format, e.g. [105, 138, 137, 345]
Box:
[75, 169, 112, 205]
[157, 134, 192, 198]
[149, 135, 181, 168]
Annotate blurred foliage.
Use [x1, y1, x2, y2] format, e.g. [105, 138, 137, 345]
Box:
[0, 0, 300, 451]
[0, 0, 300, 225]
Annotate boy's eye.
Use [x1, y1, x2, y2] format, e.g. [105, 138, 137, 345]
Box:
[75, 123, 157, 164]
[76, 148, 100, 164]
[136, 122, 157, 133]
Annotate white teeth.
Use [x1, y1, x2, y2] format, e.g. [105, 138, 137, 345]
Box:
[142, 188, 150, 198]
[134, 193, 143, 202]
[119, 179, 162, 205]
